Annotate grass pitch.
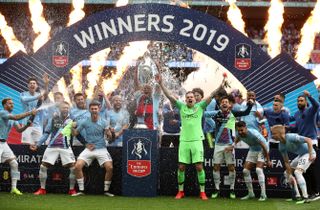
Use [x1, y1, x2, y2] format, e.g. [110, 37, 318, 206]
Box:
[0, 193, 319, 210]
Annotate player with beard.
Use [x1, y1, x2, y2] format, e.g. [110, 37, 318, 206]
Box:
[205, 96, 253, 199]
[72, 101, 113, 196]
[0, 98, 37, 195]
[156, 72, 226, 200]
[70, 93, 90, 146]
[31, 102, 76, 195]
[290, 91, 320, 201]
[46, 92, 65, 119]
[239, 91, 263, 132]
[227, 121, 271, 201]
[105, 95, 130, 147]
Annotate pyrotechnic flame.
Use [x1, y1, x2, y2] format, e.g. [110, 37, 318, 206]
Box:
[67, 0, 86, 96]
[57, 78, 71, 103]
[84, 0, 128, 97]
[67, 0, 85, 26]
[296, 0, 320, 65]
[0, 13, 26, 56]
[70, 63, 83, 94]
[68, 1, 109, 99]
[86, 49, 110, 99]
[103, 41, 149, 94]
[101, 0, 150, 94]
[264, 0, 284, 58]
[29, 0, 51, 52]
[225, 0, 247, 36]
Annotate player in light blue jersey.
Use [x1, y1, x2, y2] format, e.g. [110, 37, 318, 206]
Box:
[30, 102, 77, 196]
[271, 125, 316, 204]
[0, 98, 37, 195]
[70, 93, 90, 146]
[240, 91, 263, 131]
[106, 95, 129, 147]
[72, 101, 113, 197]
[229, 121, 271, 201]
[20, 75, 49, 144]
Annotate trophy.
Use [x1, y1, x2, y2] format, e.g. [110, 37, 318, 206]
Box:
[133, 54, 158, 129]
[137, 55, 158, 85]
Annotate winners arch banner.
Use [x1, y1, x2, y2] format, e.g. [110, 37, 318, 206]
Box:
[0, 3, 317, 108]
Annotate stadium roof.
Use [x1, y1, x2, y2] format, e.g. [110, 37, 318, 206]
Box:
[0, 0, 317, 8]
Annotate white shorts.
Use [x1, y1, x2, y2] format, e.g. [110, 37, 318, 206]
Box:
[290, 153, 317, 172]
[245, 150, 265, 164]
[42, 147, 75, 166]
[78, 147, 112, 167]
[21, 126, 42, 144]
[0, 142, 15, 163]
[213, 145, 235, 165]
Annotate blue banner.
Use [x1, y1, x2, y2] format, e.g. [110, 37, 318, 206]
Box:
[0, 3, 316, 105]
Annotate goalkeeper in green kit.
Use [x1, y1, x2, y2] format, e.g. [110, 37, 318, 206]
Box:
[156, 70, 226, 200]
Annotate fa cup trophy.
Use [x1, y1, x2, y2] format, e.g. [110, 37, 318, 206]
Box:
[133, 55, 158, 129]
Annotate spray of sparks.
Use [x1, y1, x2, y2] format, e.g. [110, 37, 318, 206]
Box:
[296, 0, 320, 65]
[0, 13, 26, 56]
[225, 0, 247, 36]
[29, 0, 51, 52]
[264, 0, 284, 58]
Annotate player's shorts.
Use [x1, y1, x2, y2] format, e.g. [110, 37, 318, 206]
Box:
[290, 152, 317, 172]
[0, 142, 15, 163]
[179, 140, 203, 164]
[78, 147, 112, 166]
[245, 150, 265, 164]
[42, 147, 75, 166]
[21, 126, 42, 144]
[213, 144, 235, 165]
